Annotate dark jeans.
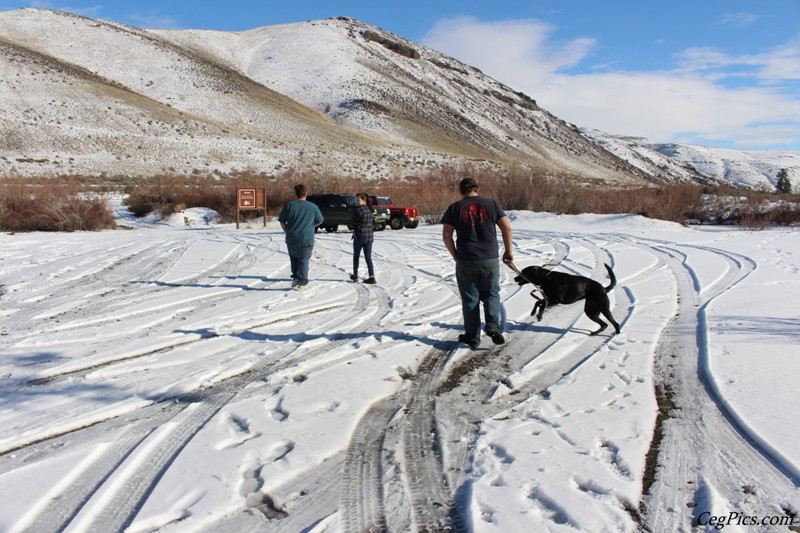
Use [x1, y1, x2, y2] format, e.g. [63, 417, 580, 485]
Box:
[353, 238, 374, 278]
[455, 258, 502, 343]
[287, 244, 313, 286]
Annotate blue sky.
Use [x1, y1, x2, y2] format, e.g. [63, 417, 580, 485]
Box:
[3, 1, 800, 151]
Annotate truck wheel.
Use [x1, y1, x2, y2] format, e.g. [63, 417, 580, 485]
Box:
[374, 222, 386, 231]
[390, 217, 404, 230]
[404, 220, 419, 229]
[325, 225, 338, 233]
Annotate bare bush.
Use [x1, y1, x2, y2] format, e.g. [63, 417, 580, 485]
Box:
[0, 176, 116, 232]
[125, 171, 275, 222]
[734, 202, 771, 230]
[11, 165, 797, 231]
[769, 202, 800, 225]
[399, 165, 707, 224]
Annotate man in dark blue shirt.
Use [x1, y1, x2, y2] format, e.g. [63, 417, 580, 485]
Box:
[442, 177, 513, 348]
[278, 184, 324, 291]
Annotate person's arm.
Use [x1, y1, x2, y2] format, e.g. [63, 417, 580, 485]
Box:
[278, 205, 288, 232]
[442, 223, 457, 260]
[497, 216, 513, 264]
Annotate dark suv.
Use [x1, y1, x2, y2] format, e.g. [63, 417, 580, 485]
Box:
[307, 194, 389, 233]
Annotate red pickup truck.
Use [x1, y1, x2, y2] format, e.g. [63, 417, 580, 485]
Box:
[370, 196, 421, 229]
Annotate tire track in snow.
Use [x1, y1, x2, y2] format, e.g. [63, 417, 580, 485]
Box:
[401, 346, 466, 532]
[639, 238, 800, 531]
[340, 343, 465, 532]
[429, 234, 663, 526]
[5, 237, 282, 388]
[339, 236, 629, 532]
[0, 238, 188, 343]
[14, 226, 792, 533]
[340, 392, 405, 532]
[337, 231, 472, 532]
[1, 244, 392, 532]
[11, 428, 155, 533]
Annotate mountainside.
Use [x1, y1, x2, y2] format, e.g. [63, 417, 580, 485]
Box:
[0, 9, 647, 184]
[2, 9, 797, 190]
[581, 129, 800, 191]
[0, 9, 390, 179]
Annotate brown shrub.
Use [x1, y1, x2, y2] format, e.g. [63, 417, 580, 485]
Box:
[21, 164, 795, 230]
[0, 176, 116, 232]
[125, 171, 275, 222]
[734, 202, 772, 230]
[769, 202, 800, 225]
[398, 164, 707, 223]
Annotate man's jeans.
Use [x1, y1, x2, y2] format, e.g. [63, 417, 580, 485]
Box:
[455, 258, 502, 343]
[288, 244, 313, 286]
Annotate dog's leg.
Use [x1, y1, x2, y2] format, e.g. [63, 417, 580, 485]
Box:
[533, 301, 546, 321]
[590, 321, 607, 336]
[531, 301, 544, 321]
[585, 308, 609, 335]
[603, 311, 621, 334]
[537, 295, 548, 321]
[597, 300, 621, 334]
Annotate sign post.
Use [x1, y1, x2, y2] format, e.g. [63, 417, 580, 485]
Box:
[236, 187, 267, 229]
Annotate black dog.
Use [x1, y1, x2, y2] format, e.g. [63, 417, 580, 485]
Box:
[514, 264, 621, 335]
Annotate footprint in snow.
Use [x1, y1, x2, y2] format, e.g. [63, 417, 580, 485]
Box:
[267, 395, 289, 421]
[215, 413, 260, 449]
[265, 440, 295, 462]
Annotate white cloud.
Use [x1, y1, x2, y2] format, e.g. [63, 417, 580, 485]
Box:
[422, 16, 800, 149]
[423, 16, 595, 88]
[749, 42, 800, 81]
[718, 12, 760, 27]
[541, 72, 800, 147]
[678, 41, 800, 81]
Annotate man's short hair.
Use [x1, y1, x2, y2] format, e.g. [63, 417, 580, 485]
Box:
[459, 177, 479, 195]
[294, 184, 307, 198]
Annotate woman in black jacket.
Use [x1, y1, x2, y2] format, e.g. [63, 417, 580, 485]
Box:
[350, 193, 377, 284]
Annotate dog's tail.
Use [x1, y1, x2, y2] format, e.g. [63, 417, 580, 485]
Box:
[604, 263, 617, 293]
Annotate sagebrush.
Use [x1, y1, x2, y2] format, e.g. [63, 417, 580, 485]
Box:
[0, 176, 116, 232]
[5, 165, 799, 231]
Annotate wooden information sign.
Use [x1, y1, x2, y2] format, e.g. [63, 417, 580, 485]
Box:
[236, 187, 267, 229]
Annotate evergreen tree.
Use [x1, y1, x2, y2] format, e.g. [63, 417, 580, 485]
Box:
[775, 168, 792, 194]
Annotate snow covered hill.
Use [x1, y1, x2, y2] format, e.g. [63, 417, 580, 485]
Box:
[1, 8, 797, 190]
[582, 129, 800, 191]
[0, 9, 647, 184]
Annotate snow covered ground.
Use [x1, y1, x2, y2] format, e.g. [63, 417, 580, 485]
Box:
[0, 207, 798, 532]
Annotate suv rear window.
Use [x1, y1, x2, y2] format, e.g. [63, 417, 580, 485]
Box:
[310, 195, 354, 208]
